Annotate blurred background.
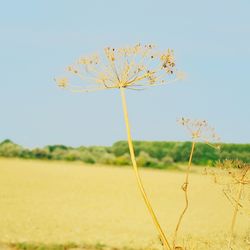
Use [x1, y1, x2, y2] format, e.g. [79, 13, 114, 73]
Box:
[0, 0, 250, 148]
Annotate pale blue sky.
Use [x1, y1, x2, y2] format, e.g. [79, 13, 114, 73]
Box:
[0, 0, 250, 148]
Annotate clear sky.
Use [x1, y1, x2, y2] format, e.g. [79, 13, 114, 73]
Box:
[1, 0, 250, 148]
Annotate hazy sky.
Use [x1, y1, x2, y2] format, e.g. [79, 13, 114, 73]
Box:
[1, 0, 250, 148]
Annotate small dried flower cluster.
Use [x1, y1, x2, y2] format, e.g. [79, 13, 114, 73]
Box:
[55, 44, 182, 93]
[177, 117, 220, 148]
[205, 160, 250, 215]
[207, 160, 250, 185]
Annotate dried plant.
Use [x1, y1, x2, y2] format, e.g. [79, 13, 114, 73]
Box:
[204, 160, 250, 249]
[55, 44, 183, 250]
[55, 44, 183, 92]
[173, 118, 220, 249]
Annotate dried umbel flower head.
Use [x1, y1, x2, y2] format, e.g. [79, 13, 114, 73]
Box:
[177, 117, 220, 148]
[212, 160, 250, 185]
[173, 118, 220, 249]
[55, 44, 182, 92]
[55, 44, 183, 250]
[211, 160, 250, 248]
[216, 159, 249, 171]
[205, 160, 250, 215]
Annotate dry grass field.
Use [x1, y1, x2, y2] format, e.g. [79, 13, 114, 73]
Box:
[0, 158, 249, 250]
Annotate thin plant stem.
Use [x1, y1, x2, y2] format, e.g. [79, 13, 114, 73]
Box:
[227, 183, 243, 249]
[119, 87, 171, 250]
[173, 141, 196, 249]
[227, 169, 248, 249]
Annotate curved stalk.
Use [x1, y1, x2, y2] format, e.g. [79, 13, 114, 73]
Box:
[173, 141, 195, 249]
[227, 167, 249, 250]
[119, 87, 171, 250]
[227, 182, 243, 249]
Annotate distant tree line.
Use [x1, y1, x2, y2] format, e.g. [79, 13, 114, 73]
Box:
[0, 139, 249, 169]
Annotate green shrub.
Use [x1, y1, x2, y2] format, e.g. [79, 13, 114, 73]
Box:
[136, 151, 159, 168]
[1, 139, 250, 168]
[114, 153, 131, 166]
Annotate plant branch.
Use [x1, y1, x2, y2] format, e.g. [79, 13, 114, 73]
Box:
[119, 87, 171, 250]
[173, 141, 196, 249]
[227, 168, 249, 249]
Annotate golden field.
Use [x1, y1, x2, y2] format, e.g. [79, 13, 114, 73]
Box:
[0, 158, 249, 250]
